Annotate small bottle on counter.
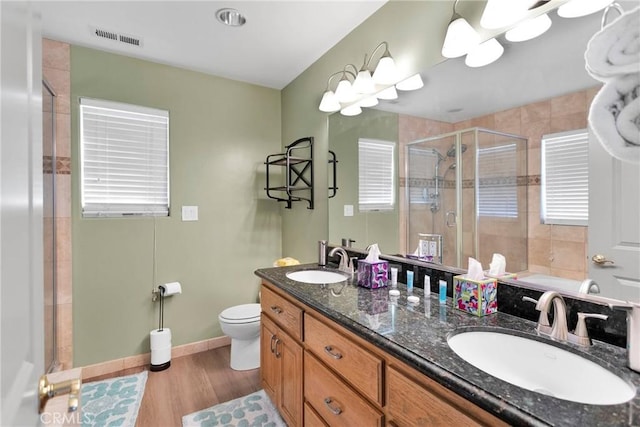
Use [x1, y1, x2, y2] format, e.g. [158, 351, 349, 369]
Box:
[406, 270, 414, 294]
[439, 279, 447, 305]
[424, 275, 431, 297]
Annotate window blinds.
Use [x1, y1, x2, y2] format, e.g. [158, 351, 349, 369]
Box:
[80, 98, 170, 217]
[541, 129, 588, 226]
[477, 143, 518, 218]
[358, 139, 395, 211]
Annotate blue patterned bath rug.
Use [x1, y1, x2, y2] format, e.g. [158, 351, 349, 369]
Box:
[81, 371, 147, 427]
[182, 389, 285, 427]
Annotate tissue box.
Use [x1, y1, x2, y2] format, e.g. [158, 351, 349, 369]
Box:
[484, 271, 518, 280]
[454, 275, 498, 317]
[357, 287, 389, 314]
[357, 260, 389, 289]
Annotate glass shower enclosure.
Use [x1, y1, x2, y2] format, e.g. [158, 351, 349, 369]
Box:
[405, 127, 528, 272]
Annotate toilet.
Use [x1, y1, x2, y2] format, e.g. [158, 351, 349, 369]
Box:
[218, 303, 261, 371]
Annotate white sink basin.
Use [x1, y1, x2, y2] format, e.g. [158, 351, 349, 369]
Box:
[286, 269, 348, 284]
[448, 330, 636, 405]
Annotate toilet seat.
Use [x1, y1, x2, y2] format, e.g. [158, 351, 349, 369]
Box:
[219, 303, 261, 324]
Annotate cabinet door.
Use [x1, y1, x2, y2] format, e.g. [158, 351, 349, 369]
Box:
[260, 315, 279, 403]
[277, 328, 303, 427]
[387, 365, 506, 427]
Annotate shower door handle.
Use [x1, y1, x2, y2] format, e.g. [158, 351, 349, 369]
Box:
[446, 211, 456, 227]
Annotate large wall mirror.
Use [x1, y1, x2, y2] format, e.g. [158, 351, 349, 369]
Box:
[328, 1, 640, 301]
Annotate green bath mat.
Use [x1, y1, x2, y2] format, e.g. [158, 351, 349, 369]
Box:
[81, 371, 147, 427]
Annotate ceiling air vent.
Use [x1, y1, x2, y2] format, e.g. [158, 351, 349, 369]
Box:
[91, 26, 143, 48]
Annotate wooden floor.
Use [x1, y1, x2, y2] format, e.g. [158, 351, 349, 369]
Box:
[88, 346, 261, 426]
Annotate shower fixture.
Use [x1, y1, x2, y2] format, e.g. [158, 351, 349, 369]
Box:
[447, 143, 468, 158]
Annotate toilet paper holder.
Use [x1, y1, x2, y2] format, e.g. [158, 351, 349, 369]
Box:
[151, 282, 182, 302]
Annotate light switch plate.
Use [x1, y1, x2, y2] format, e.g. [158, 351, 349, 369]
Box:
[182, 206, 198, 221]
[344, 205, 354, 217]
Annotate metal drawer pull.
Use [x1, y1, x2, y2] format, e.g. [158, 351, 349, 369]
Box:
[324, 345, 343, 360]
[324, 397, 342, 415]
[270, 305, 283, 314]
[274, 338, 281, 358]
[270, 335, 277, 354]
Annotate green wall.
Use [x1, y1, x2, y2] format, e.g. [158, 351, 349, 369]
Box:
[71, 47, 282, 366]
[328, 110, 400, 254]
[280, 1, 459, 261]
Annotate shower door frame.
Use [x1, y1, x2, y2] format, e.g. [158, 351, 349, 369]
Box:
[43, 78, 58, 373]
[405, 127, 527, 269]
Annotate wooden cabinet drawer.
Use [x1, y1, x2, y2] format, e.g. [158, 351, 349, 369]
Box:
[304, 402, 328, 427]
[304, 313, 383, 405]
[305, 351, 383, 427]
[261, 284, 302, 341]
[387, 365, 507, 427]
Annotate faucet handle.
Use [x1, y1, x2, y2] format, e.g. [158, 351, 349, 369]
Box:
[570, 312, 608, 346]
[522, 296, 551, 332]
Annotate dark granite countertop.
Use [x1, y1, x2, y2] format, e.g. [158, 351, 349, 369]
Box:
[255, 264, 640, 427]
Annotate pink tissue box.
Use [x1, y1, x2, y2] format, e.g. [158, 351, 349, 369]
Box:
[357, 260, 389, 289]
[454, 275, 498, 317]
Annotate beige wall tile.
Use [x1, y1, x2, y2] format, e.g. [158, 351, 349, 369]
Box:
[521, 119, 550, 150]
[550, 224, 587, 243]
[551, 240, 587, 272]
[549, 268, 587, 281]
[58, 345, 73, 370]
[43, 68, 70, 115]
[521, 100, 551, 124]
[57, 261, 72, 304]
[43, 39, 70, 71]
[57, 303, 73, 349]
[55, 175, 71, 219]
[55, 113, 71, 159]
[55, 218, 72, 262]
[550, 111, 587, 133]
[494, 108, 521, 135]
[551, 91, 587, 116]
[528, 146, 541, 176]
[529, 238, 552, 268]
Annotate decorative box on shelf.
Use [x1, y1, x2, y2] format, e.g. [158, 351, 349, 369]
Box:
[454, 275, 498, 317]
[357, 260, 389, 289]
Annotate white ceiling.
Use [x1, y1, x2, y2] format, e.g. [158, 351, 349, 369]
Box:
[36, 0, 388, 90]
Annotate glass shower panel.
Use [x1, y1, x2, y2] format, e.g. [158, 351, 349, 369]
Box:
[43, 80, 57, 373]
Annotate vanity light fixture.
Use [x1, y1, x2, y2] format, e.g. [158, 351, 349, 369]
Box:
[441, 0, 480, 58]
[318, 42, 422, 116]
[215, 8, 246, 27]
[506, 12, 552, 42]
[465, 38, 504, 68]
[557, 0, 615, 18]
[480, 0, 532, 30]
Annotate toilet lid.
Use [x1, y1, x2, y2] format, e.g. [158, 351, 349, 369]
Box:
[219, 303, 261, 321]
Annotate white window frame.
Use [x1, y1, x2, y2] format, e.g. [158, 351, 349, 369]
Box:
[358, 138, 396, 212]
[541, 129, 589, 226]
[477, 143, 518, 218]
[80, 97, 170, 218]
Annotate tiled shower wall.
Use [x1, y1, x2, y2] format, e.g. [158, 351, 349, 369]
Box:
[399, 86, 599, 280]
[43, 38, 72, 370]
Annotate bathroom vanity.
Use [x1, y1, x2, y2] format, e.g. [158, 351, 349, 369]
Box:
[255, 264, 640, 426]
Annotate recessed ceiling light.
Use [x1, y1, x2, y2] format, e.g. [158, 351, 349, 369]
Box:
[216, 8, 246, 27]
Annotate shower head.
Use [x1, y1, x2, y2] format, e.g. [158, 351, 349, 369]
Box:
[446, 143, 468, 158]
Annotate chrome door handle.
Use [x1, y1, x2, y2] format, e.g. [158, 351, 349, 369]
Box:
[592, 254, 614, 265]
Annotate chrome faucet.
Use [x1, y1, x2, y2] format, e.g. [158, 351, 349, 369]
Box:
[535, 291, 568, 341]
[328, 247, 353, 276]
[578, 279, 600, 295]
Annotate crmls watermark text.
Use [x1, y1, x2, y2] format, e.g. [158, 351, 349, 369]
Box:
[40, 412, 93, 424]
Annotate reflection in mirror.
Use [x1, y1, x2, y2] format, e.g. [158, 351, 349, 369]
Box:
[327, 2, 640, 300]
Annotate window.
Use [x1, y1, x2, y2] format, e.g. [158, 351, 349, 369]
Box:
[541, 129, 588, 226]
[358, 139, 395, 211]
[477, 143, 518, 218]
[80, 98, 170, 217]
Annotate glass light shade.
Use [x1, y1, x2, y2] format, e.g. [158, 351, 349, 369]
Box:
[353, 70, 376, 94]
[318, 90, 341, 113]
[396, 74, 424, 91]
[377, 85, 398, 100]
[506, 13, 552, 42]
[335, 78, 357, 103]
[340, 104, 362, 116]
[441, 16, 480, 58]
[480, 0, 531, 29]
[465, 38, 504, 68]
[372, 56, 398, 85]
[558, 0, 614, 18]
[359, 95, 378, 108]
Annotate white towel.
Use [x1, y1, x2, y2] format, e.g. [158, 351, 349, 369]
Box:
[585, 7, 640, 81]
